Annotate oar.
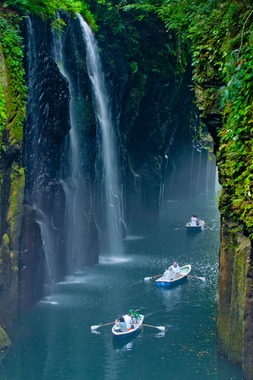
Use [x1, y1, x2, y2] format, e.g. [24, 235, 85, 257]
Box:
[142, 323, 165, 331]
[144, 274, 163, 281]
[91, 321, 115, 330]
[188, 274, 206, 282]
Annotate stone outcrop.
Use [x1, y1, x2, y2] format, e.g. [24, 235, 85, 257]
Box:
[217, 222, 253, 379]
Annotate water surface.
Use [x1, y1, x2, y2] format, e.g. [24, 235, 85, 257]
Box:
[0, 199, 243, 380]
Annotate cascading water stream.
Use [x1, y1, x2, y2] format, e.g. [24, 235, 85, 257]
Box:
[51, 21, 89, 273]
[78, 15, 124, 257]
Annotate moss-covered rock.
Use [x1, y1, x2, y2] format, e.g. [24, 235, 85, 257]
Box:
[0, 8, 25, 326]
[217, 217, 253, 380]
[0, 326, 12, 350]
[217, 222, 249, 363]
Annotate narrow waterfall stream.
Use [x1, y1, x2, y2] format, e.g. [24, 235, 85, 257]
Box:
[52, 21, 87, 274]
[78, 15, 124, 257]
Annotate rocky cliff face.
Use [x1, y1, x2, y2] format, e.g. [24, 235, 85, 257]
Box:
[0, 9, 26, 327]
[217, 221, 253, 379]
[194, 75, 253, 380]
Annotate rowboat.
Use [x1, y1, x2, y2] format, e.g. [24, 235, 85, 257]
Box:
[112, 314, 144, 339]
[186, 219, 205, 230]
[155, 264, 191, 287]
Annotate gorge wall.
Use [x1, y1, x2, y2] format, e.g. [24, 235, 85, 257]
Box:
[193, 46, 253, 380]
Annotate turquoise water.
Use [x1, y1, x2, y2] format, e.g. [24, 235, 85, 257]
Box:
[0, 199, 243, 380]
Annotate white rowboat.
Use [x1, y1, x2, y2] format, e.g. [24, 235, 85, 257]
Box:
[112, 314, 144, 338]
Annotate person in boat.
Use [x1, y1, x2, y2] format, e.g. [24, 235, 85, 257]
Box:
[191, 214, 198, 226]
[129, 309, 141, 323]
[167, 261, 181, 279]
[115, 316, 127, 332]
[115, 312, 133, 332]
[123, 313, 133, 331]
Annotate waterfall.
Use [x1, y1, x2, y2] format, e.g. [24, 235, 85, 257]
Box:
[78, 15, 124, 257]
[23, 17, 71, 292]
[51, 20, 89, 273]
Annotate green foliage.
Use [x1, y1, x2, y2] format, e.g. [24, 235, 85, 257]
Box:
[3, 0, 98, 31]
[8, 165, 25, 250]
[129, 61, 138, 74]
[0, 326, 12, 349]
[0, 10, 27, 149]
[85, 0, 180, 79]
[0, 81, 6, 141]
[3, 0, 83, 18]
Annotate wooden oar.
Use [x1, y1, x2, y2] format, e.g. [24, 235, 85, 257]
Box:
[142, 323, 165, 331]
[188, 274, 206, 282]
[91, 321, 115, 330]
[144, 274, 163, 281]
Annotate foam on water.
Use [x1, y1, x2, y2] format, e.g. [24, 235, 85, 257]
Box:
[99, 256, 131, 264]
[123, 235, 145, 241]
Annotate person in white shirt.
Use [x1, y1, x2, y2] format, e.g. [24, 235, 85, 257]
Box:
[168, 262, 181, 279]
[191, 214, 198, 226]
[163, 261, 180, 280]
[123, 313, 133, 330]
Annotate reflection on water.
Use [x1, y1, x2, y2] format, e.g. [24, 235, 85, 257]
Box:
[156, 283, 185, 311]
[112, 331, 141, 351]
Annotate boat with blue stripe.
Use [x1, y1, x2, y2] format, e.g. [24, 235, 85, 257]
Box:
[155, 264, 191, 287]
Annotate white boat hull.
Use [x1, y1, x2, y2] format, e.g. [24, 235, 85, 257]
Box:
[186, 220, 205, 230]
[112, 314, 144, 338]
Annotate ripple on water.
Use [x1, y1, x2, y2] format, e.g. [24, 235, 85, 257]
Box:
[38, 293, 88, 309]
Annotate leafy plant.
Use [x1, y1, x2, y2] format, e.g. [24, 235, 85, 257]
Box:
[3, 0, 83, 18]
[0, 10, 27, 148]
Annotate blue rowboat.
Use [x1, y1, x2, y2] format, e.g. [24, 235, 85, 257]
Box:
[155, 264, 191, 287]
[112, 314, 144, 339]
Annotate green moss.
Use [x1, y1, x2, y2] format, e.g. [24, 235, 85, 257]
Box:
[0, 67, 6, 144]
[246, 368, 253, 378]
[2, 233, 10, 247]
[0, 327, 12, 349]
[7, 165, 24, 250]
[217, 229, 250, 363]
[0, 10, 27, 150]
